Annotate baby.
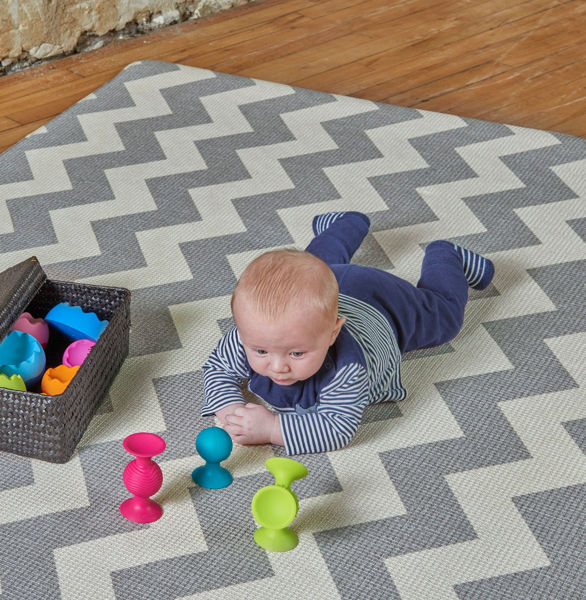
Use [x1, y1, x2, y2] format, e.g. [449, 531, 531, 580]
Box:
[201, 211, 494, 454]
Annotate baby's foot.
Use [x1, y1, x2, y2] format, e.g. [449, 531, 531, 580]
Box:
[312, 211, 370, 236]
[454, 244, 494, 290]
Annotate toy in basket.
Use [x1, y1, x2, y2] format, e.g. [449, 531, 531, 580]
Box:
[0, 330, 46, 387]
[0, 257, 130, 463]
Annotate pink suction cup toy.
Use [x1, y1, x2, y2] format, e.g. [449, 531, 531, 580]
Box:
[63, 339, 95, 367]
[10, 312, 50, 348]
[120, 432, 166, 524]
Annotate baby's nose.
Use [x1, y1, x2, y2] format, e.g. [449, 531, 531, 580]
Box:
[271, 356, 290, 372]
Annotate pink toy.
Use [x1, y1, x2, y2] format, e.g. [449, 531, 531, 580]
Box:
[10, 312, 49, 348]
[63, 339, 95, 367]
[120, 432, 166, 523]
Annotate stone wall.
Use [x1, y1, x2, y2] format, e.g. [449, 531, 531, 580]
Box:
[0, 0, 250, 73]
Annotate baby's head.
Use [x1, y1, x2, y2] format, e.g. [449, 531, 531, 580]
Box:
[232, 249, 345, 386]
[232, 249, 338, 321]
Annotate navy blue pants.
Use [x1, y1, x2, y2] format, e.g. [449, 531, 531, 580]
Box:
[305, 215, 469, 353]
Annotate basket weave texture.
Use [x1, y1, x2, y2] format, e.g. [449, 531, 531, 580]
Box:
[0, 257, 130, 463]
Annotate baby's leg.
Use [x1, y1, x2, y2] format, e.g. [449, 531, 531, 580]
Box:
[402, 240, 493, 351]
[453, 244, 495, 290]
[348, 240, 493, 353]
[305, 211, 370, 266]
[421, 240, 494, 291]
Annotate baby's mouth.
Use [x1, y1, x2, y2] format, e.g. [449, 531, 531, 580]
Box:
[272, 377, 294, 385]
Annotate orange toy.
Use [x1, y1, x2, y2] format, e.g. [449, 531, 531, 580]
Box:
[41, 365, 80, 396]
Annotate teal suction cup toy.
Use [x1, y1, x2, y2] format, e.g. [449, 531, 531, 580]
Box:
[192, 427, 233, 489]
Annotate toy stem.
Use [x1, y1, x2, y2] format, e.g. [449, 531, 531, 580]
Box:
[265, 457, 308, 489]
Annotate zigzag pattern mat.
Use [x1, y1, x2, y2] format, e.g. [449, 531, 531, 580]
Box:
[0, 60, 585, 599]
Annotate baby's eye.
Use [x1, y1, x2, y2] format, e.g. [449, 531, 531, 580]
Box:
[255, 349, 268, 355]
[290, 351, 305, 358]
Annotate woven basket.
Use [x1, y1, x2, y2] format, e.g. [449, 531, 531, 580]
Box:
[0, 257, 130, 463]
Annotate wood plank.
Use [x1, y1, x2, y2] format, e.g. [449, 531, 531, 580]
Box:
[0, 0, 584, 146]
[0, 69, 123, 124]
[191, 0, 465, 75]
[0, 116, 18, 132]
[416, 52, 585, 117]
[367, 29, 586, 106]
[294, 0, 583, 96]
[0, 119, 49, 155]
[0, 66, 83, 104]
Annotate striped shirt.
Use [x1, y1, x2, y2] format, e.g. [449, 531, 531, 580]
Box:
[201, 293, 405, 455]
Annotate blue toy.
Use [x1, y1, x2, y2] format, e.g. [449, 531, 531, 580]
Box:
[0, 330, 46, 387]
[192, 427, 233, 489]
[45, 302, 108, 341]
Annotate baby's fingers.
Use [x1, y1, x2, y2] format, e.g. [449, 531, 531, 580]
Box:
[224, 421, 243, 436]
[225, 413, 242, 425]
[232, 406, 249, 417]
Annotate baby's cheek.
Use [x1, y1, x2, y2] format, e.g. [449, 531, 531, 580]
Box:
[248, 356, 266, 375]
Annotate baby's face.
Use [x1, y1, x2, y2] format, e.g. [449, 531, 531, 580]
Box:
[234, 301, 344, 386]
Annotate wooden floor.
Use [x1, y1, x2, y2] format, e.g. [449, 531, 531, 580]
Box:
[1, 0, 584, 154]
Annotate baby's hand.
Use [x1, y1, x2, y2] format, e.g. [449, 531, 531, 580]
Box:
[224, 404, 283, 446]
[215, 404, 242, 426]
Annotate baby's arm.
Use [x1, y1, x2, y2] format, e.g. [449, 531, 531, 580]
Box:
[279, 364, 369, 454]
[202, 328, 284, 446]
[203, 331, 369, 452]
[201, 327, 249, 417]
[220, 364, 368, 451]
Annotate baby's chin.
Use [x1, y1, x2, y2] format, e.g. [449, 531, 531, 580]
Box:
[270, 377, 297, 386]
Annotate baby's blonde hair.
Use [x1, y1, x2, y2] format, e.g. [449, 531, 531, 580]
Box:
[232, 249, 339, 321]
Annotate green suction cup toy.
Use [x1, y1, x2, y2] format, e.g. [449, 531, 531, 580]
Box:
[251, 457, 308, 552]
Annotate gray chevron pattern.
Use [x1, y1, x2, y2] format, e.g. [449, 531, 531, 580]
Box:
[0, 60, 585, 599]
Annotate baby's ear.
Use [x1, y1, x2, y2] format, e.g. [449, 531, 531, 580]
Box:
[331, 316, 346, 344]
